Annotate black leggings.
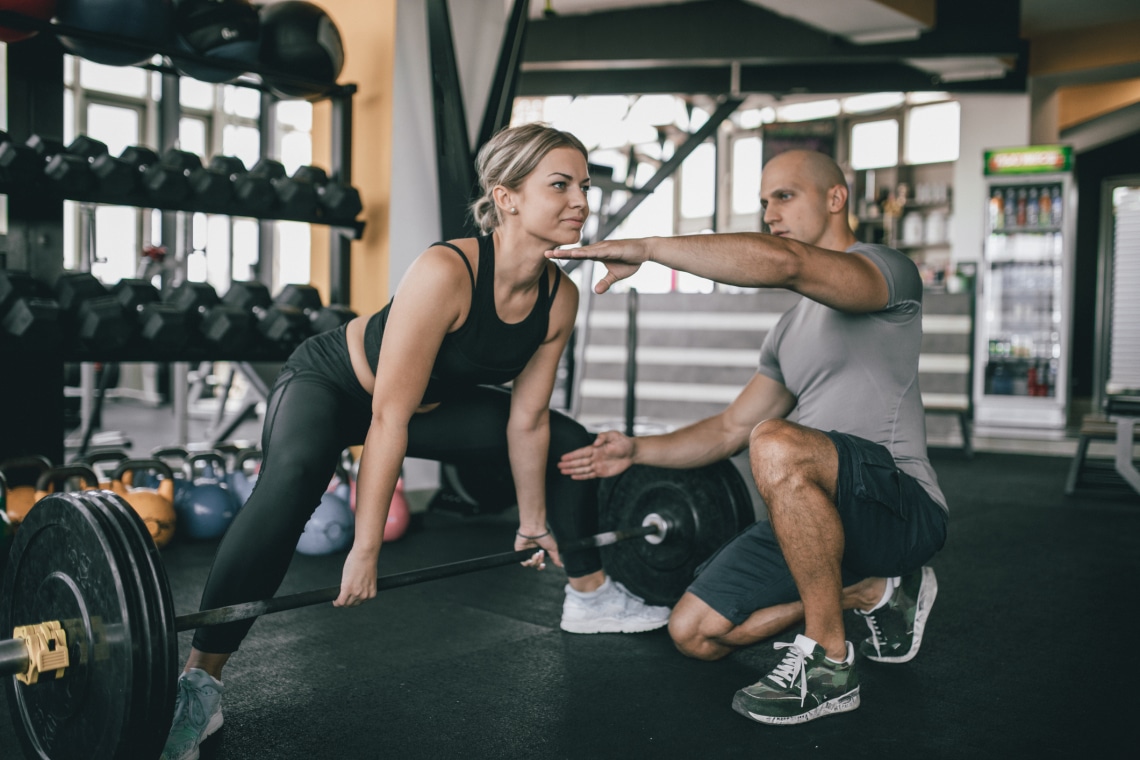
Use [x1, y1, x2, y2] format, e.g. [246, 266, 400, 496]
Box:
[192, 327, 599, 654]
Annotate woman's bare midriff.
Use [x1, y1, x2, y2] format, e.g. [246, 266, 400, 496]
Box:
[345, 315, 441, 413]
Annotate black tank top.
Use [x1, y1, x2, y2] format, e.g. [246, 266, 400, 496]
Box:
[363, 234, 562, 403]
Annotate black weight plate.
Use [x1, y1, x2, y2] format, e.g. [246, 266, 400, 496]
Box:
[598, 460, 755, 607]
[87, 491, 177, 759]
[0, 492, 135, 760]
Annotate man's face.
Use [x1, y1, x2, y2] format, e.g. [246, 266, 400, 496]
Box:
[759, 155, 830, 246]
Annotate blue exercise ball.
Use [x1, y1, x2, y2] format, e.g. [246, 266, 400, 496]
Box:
[296, 490, 353, 556]
[56, 0, 176, 67]
[172, 0, 259, 83]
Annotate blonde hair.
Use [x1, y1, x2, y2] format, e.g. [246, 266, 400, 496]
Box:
[470, 123, 588, 234]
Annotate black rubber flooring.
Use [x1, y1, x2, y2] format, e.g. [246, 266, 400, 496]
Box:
[3, 449, 1138, 759]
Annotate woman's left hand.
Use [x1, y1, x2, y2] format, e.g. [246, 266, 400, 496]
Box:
[514, 530, 562, 571]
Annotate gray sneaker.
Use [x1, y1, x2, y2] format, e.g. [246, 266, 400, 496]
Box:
[560, 577, 672, 634]
[732, 634, 861, 725]
[855, 566, 938, 663]
[161, 668, 225, 760]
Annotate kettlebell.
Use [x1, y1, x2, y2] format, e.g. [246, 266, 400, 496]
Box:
[1, 472, 13, 574]
[179, 452, 238, 540]
[150, 446, 192, 510]
[76, 449, 130, 489]
[229, 448, 262, 509]
[297, 482, 354, 556]
[111, 459, 178, 548]
[385, 477, 411, 543]
[1, 455, 53, 527]
[34, 465, 100, 522]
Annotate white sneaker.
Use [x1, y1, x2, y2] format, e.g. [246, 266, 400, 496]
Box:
[161, 668, 225, 760]
[560, 577, 672, 634]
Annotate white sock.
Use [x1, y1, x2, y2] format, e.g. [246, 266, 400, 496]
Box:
[825, 643, 854, 666]
[867, 577, 899, 612]
[567, 576, 612, 598]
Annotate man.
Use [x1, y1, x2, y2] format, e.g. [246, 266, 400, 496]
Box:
[547, 149, 947, 725]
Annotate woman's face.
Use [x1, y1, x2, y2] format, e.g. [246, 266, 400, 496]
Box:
[508, 146, 591, 247]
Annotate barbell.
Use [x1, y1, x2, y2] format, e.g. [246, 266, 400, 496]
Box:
[0, 460, 754, 760]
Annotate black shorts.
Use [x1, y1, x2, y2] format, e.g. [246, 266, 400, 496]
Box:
[686, 430, 947, 625]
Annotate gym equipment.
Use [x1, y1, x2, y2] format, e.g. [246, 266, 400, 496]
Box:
[0, 1, 57, 44]
[273, 283, 357, 335]
[222, 280, 309, 349]
[0, 270, 62, 349]
[292, 165, 363, 221]
[431, 461, 516, 517]
[177, 452, 237, 540]
[1, 456, 52, 526]
[228, 447, 261, 507]
[386, 477, 411, 542]
[56, 0, 176, 67]
[164, 281, 255, 355]
[257, 0, 344, 99]
[296, 485, 353, 555]
[207, 154, 274, 216]
[74, 450, 130, 489]
[1, 461, 748, 757]
[32, 465, 99, 505]
[54, 272, 131, 351]
[110, 459, 178, 548]
[0, 489, 11, 576]
[172, 0, 260, 83]
[109, 279, 190, 353]
[0, 130, 40, 185]
[250, 157, 318, 218]
[51, 136, 136, 198]
[598, 460, 755, 606]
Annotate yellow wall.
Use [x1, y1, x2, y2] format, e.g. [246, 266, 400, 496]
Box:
[1058, 78, 1140, 131]
[1029, 20, 1140, 78]
[308, 0, 398, 316]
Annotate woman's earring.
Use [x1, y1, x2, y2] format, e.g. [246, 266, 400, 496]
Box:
[509, 207, 518, 215]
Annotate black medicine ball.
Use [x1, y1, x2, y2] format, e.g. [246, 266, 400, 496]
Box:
[56, 0, 176, 66]
[258, 0, 344, 100]
[173, 0, 260, 83]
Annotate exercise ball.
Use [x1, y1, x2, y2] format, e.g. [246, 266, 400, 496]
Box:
[0, 0, 57, 43]
[172, 0, 259, 83]
[56, 0, 175, 67]
[296, 489, 353, 555]
[257, 0, 343, 99]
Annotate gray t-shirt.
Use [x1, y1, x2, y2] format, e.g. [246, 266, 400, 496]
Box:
[757, 242, 947, 511]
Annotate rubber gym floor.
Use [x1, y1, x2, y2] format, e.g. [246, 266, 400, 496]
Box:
[2, 435, 1138, 758]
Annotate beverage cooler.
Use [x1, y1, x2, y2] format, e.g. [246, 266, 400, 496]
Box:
[974, 145, 1077, 435]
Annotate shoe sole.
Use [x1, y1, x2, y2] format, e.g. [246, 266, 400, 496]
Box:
[731, 688, 861, 725]
[560, 617, 670, 634]
[866, 566, 938, 664]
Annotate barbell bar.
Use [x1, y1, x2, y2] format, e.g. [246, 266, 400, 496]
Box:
[1, 459, 754, 760]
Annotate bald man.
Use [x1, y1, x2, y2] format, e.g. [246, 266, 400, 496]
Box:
[547, 150, 947, 725]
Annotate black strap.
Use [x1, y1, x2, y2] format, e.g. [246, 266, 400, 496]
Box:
[547, 264, 562, 304]
[432, 241, 476, 290]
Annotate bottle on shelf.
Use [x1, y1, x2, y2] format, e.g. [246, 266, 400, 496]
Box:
[1038, 185, 1052, 227]
[1016, 187, 1028, 227]
[1026, 187, 1039, 227]
[989, 188, 1004, 231]
[1051, 186, 1063, 227]
[1004, 187, 1017, 230]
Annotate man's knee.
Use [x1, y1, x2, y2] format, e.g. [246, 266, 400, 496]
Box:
[748, 419, 832, 496]
[668, 592, 733, 661]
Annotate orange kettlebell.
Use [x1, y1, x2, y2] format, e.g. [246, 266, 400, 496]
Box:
[33, 465, 100, 515]
[111, 459, 177, 548]
[76, 449, 130, 490]
[1, 455, 53, 527]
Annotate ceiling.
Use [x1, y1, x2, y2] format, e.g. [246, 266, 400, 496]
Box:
[516, 0, 1140, 99]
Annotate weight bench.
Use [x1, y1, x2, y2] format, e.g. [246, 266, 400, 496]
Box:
[1065, 413, 1140, 496]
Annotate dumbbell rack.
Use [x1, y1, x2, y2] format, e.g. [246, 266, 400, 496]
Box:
[0, 17, 363, 465]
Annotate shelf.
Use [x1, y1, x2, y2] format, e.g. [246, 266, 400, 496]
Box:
[898, 241, 951, 250]
[988, 226, 1063, 235]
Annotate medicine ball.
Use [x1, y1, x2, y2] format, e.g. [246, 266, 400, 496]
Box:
[173, 0, 259, 83]
[0, 0, 57, 43]
[56, 0, 176, 67]
[258, 0, 343, 100]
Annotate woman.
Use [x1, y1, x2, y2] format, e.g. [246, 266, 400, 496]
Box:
[161, 123, 671, 760]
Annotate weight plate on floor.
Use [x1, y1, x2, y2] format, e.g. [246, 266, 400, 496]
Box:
[598, 460, 755, 606]
[1, 492, 136, 760]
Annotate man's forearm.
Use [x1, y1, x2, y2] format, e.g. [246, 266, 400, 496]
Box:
[646, 233, 799, 289]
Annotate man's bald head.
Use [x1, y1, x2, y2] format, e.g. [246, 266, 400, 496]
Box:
[765, 150, 848, 199]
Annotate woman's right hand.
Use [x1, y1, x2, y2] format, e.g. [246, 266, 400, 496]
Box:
[334, 547, 380, 607]
[557, 430, 635, 480]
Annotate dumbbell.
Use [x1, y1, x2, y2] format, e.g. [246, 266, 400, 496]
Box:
[109, 279, 190, 353]
[119, 146, 192, 205]
[207, 155, 274, 216]
[0, 270, 62, 348]
[54, 272, 132, 351]
[221, 281, 309, 349]
[0, 130, 40, 185]
[274, 283, 357, 334]
[48, 136, 137, 198]
[293, 165, 363, 220]
[249, 158, 318, 219]
[157, 149, 234, 208]
[164, 281, 254, 355]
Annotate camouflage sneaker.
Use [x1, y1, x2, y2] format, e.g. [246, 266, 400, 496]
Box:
[855, 566, 938, 663]
[731, 634, 861, 725]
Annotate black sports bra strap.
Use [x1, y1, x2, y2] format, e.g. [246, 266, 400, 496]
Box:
[547, 263, 562, 303]
[431, 241, 476, 290]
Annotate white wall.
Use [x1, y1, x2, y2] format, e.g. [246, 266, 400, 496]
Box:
[388, 0, 508, 492]
[951, 94, 1032, 264]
